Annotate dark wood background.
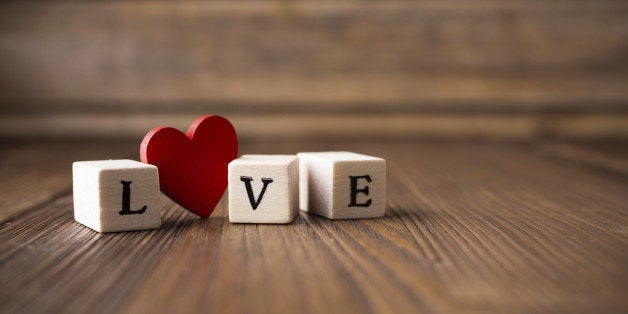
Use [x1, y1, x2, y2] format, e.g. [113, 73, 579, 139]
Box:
[1, 0, 628, 140]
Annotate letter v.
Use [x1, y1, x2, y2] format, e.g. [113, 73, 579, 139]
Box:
[240, 176, 274, 210]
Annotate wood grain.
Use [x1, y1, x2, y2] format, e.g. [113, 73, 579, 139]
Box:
[0, 141, 138, 223]
[2, 112, 628, 140]
[539, 141, 628, 177]
[2, 1, 627, 102]
[0, 140, 626, 313]
[1, 1, 628, 140]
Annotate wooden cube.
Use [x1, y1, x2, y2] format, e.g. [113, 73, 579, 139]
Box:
[72, 159, 161, 232]
[298, 151, 386, 219]
[228, 155, 299, 224]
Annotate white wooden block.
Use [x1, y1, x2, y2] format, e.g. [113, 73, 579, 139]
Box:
[228, 155, 299, 224]
[72, 159, 161, 232]
[298, 151, 386, 219]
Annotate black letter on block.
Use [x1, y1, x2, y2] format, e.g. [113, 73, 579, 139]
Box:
[240, 176, 274, 210]
[119, 180, 147, 215]
[349, 175, 372, 207]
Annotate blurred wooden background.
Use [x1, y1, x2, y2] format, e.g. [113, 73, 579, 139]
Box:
[1, 0, 627, 140]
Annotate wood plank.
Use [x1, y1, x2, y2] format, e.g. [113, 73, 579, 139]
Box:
[0, 113, 539, 140]
[1, 1, 627, 104]
[2, 73, 628, 109]
[3, 112, 628, 140]
[571, 140, 628, 162]
[0, 141, 626, 313]
[2, 0, 628, 140]
[539, 140, 628, 177]
[0, 141, 138, 223]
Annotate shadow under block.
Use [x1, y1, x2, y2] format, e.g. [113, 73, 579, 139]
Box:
[228, 155, 299, 224]
[72, 159, 161, 232]
[298, 151, 386, 219]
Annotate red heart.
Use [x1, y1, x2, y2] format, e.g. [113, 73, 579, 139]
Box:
[140, 115, 238, 218]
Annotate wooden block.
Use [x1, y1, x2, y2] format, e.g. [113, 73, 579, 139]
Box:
[228, 155, 299, 224]
[72, 159, 161, 232]
[298, 151, 386, 219]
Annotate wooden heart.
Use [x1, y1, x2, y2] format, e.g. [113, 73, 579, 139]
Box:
[140, 115, 238, 218]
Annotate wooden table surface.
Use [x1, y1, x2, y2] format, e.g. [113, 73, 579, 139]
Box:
[0, 140, 627, 313]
